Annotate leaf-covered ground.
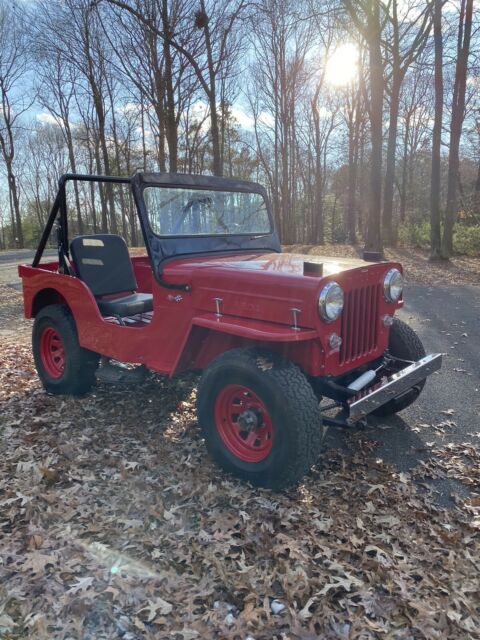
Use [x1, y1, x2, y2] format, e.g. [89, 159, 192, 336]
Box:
[286, 244, 480, 286]
[1, 283, 479, 640]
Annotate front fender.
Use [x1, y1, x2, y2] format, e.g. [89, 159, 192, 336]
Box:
[192, 313, 317, 342]
[172, 312, 322, 375]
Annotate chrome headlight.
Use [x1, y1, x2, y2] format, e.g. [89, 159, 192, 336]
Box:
[319, 281, 344, 322]
[384, 268, 403, 302]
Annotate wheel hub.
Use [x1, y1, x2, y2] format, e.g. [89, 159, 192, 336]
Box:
[214, 384, 273, 463]
[237, 409, 260, 432]
[40, 326, 65, 379]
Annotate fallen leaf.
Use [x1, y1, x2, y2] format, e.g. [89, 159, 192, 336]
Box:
[137, 597, 173, 621]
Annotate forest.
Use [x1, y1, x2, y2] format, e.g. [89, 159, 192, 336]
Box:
[0, 0, 478, 260]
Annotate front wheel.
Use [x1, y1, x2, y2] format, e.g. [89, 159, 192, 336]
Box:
[197, 348, 325, 490]
[32, 304, 100, 395]
[372, 318, 426, 417]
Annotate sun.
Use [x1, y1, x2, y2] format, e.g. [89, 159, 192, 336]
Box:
[325, 43, 359, 87]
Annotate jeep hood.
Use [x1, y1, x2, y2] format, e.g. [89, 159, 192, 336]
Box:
[164, 252, 374, 278]
[163, 251, 398, 329]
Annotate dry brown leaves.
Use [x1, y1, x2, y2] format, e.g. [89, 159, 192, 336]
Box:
[0, 285, 30, 343]
[416, 442, 480, 490]
[284, 244, 480, 286]
[0, 288, 479, 640]
[384, 249, 480, 287]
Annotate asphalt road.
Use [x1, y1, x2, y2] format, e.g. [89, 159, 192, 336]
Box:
[2, 250, 479, 504]
[0, 249, 57, 289]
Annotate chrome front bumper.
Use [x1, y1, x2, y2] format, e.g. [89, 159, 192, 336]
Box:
[348, 353, 443, 421]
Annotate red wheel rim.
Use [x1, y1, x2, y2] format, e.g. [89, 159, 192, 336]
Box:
[39, 326, 65, 379]
[214, 384, 274, 463]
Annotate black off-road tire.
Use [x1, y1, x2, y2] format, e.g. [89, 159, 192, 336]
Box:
[32, 304, 100, 395]
[197, 348, 325, 490]
[372, 318, 426, 417]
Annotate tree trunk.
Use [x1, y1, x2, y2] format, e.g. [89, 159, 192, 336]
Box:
[7, 187, 15, 246]
[399, 111, 411, 224]
[441, 0, 473, 258]
[430, 0, 443, 260]
[382, 72, 402, 246]
[108, 83, 128, 241]
[98, 118, 117, 233]
[346, 94, 361, 245]
[365, 3, 384, 254]
[146, 21, 167, 173]
[474, 158, 480, 217]
[124, 142, 139, 246]
[0, 123, 23, 247]
[7, 167, 23, 247]
[83, 16, 117, 234]
[207, 89, 222, 177]
[357, 126, 366, 234]
[311, 95, 324, 244]
[94, 137, 109, 233]
[199, 0, 222, 176]
[347, 133, 358, 244]
[65, 127, 83, 236]
[161, 0, 178, 171]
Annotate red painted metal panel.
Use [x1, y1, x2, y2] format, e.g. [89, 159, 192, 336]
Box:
[19, 252, 403, 380]
[339, 282, 383, 366]
[193, 314, 318, 342]
[131, 257, 153, 293]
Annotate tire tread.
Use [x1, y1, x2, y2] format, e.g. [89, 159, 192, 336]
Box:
[197, 348, 325, 489]
[33, 304, 99, 395]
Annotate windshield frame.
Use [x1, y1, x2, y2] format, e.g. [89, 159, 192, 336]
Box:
[141, 183, 274, 240]
[132, 172, 281, 280]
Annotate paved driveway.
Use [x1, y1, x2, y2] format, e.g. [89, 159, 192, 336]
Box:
[0, 249, 57, 289]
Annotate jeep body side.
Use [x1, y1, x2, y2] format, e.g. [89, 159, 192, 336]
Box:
[19, 252, 402, 377]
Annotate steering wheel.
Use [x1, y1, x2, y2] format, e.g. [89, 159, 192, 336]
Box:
[172, 196, 213, 234]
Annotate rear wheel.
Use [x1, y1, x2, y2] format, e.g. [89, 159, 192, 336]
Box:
[33, 304, 99, 395]
[372, 318, 426, 416]
[197, 348, 325, 490]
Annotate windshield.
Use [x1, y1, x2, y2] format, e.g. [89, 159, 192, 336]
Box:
[143, 186, 271, 237]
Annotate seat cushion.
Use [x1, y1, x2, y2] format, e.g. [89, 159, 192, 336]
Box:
[97, 292, 153, 317]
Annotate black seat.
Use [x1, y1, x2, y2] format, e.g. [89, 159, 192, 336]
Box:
[95, 292, 153, 317]
[70, 234, 153, 317]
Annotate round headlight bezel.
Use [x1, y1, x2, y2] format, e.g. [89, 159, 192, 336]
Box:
[384, 268, 403, 303]
[319, 281, 344, 322]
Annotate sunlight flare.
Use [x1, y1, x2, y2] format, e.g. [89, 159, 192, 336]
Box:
[325, 43, 359, 87]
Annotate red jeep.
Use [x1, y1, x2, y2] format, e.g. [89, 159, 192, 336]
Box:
[19, 173, 442, 489]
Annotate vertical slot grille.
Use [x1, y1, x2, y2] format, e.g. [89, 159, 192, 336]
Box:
[339, 284, 381, 365]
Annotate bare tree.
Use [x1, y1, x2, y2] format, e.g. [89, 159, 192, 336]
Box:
[429, 0, 443, 259]
[0, 2, 32, 247]
[98, 0, 247, 176]
[102, 0, 195, 172]
[442, 0, 474, 258]
[343, 0, 386, 254]
[337, 45, 367, 245]
[382, 0, 433, 245]
[36, 53, 84, 234]
[397, 64, 432, 226]
[36, 0, 121, 231]
[247, 0, 315, 242]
